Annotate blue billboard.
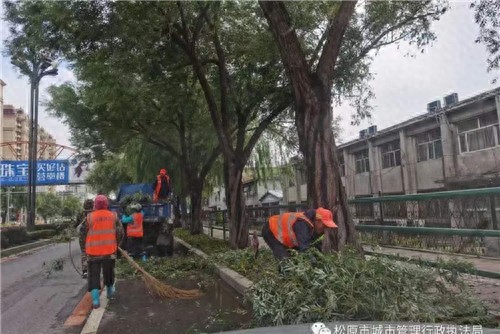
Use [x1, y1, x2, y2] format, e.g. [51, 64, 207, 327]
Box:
[0, 160, 70, 186]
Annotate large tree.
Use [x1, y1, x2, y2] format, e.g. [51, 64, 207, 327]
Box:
[259, 1, 447, 250]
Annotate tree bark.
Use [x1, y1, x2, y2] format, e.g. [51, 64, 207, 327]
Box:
[226, 160, 249, 249]
[296, 86, 356, 250]
[260, 0, 358, 250]
[189, 181, 204, 235]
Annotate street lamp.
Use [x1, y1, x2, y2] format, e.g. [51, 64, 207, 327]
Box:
[27, 57, 58, 230]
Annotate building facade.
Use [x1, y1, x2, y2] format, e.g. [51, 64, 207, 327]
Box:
[1, 104, 56, 160]
[338, 87, 500, 197]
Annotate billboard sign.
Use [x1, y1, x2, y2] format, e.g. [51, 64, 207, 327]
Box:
[68, 159, 91, 184]
[0, 160, 70, 186]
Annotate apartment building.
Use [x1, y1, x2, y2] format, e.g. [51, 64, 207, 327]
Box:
[1, 104, 56, 160]
[0, 80, 5, 158]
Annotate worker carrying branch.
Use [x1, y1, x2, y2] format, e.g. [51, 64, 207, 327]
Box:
[262, 207, 337, 260]
[153, 168, 172, 202]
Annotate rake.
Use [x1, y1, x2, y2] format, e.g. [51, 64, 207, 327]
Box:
[118, 247, 202, 299]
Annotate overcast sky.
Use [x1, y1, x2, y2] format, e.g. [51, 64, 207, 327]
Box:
[1, 1, 498, 150]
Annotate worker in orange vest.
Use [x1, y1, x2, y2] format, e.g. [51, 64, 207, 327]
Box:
[121, 204, 145, 261]
[152, 168, 171, 202]
[262, 207, 338, 260]
[82, 195, 124, 308]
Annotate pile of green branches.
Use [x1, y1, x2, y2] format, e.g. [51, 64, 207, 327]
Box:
[248, 248, 494, 327]
[211, 249, 278, 282]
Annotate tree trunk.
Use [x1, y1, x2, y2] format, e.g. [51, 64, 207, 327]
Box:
[225, 160, 249, 249]
[181, 195, 189, 229]
[189, 182, 204, 235]
[296, 86, 358, 251]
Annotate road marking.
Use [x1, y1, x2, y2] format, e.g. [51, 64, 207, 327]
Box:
[80, 290, 108, 334]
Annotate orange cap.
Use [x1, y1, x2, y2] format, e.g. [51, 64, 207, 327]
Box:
[316, 207, 337, 228]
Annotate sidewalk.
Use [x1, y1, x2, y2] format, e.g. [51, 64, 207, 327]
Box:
[202, 227, 500, 277]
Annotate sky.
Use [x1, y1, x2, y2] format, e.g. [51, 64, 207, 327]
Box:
[0, 1, 498, 149]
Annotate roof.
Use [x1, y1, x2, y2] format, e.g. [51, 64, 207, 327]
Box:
[338, 86, 500, 149]
[259, 190, 283, 202]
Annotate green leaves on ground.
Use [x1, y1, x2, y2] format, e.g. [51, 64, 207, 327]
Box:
[248, 248, 493, 326]
[175, 228, 230, 255]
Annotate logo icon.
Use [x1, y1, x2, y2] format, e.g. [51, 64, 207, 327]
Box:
[311, 322, 331, 334]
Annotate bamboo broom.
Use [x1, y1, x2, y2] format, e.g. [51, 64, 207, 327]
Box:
[118, 247, 202, 299]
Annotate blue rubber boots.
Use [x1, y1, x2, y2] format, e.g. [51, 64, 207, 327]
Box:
[90, 289, 100, 309]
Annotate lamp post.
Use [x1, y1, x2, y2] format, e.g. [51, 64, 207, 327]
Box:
[26, 58, 58, 230]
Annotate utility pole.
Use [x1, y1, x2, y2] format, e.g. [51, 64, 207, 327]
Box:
[26, 57, 58, 231]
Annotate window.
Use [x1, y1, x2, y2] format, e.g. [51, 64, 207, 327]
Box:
[416, 129, 442, 162]
[355, 150, 370, 173]
[338, 153, 345, 177]
[457, 112, 499, 153]
[381, 140, 401, 169]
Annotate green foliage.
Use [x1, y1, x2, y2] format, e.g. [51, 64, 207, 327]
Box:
[175, 228, 230, 255]
[0, 226, 30, 249]
[212, 249, 278, 283]
[36, 192, 62, 223]
[61, 195, 81, 218]
[115, 255, 215, 282]
[248, 248, 493, 326]
[83, 154, 134, 194]
[28, 229, 57, 240]
[34, 224, 58, 231]
[470, 0, 500, 80]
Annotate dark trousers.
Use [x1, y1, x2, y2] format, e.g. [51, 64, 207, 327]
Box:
[87, 259, 115, 291]
[127, 237, 143, 257]
[262, 223, 290, 260]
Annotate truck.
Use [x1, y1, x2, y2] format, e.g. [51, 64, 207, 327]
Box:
[109, 183, 175, 256]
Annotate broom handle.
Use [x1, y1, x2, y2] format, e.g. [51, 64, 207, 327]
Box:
[118, 247, 145, 273]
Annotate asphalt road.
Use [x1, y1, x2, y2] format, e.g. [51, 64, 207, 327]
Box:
[1, 241, 87, 334]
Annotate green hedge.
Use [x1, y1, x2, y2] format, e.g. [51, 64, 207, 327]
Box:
[28, 230, 57, 239]
[34, 224, 58, 231]
[0, 226, 31, 249]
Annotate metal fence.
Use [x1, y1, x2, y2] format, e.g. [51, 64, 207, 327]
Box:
[202, 187, 500, 257]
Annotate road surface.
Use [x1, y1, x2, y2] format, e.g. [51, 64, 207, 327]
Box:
[1, 241, 87, 334]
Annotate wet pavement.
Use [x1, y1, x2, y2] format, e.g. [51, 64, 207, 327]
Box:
[98, 276, 253, 334]
[1, 241, 87, 334]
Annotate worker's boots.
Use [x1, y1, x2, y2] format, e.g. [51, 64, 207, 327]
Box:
[106, 285, 115, 299]
[90, 289, 100, 309]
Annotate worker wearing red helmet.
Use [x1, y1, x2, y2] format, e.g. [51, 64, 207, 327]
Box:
[262, 207, 338, 260]
[153, 168, 172, 202]
[81, 195, 124, 308]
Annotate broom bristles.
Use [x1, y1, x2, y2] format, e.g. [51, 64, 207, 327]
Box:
[118, 247, 203, 299]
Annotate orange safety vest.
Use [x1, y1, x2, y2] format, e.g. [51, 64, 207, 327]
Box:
[153, 174, 170, 202]
[127, 212, 144, 238]
[269, 212, 314, 248]
[85, 210, 117, 256]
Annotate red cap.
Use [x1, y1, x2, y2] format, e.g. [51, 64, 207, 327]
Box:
[316, 208, 337, 228]
[94, 195, 109, 210]
[160, 169, 167, 176]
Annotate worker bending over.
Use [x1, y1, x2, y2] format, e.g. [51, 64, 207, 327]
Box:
[81, 195, 124, 308]
[262, 207, 337, 260]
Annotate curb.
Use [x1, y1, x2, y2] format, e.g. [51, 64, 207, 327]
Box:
[80, 290, 108, 334]
[174, 237, 254, 296]
[1, 239, 52, 258]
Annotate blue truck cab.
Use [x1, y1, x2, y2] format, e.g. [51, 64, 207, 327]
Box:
[109, 183, 174, 256]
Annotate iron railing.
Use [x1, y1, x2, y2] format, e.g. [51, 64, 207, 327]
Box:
[202, 187, 500, 257]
